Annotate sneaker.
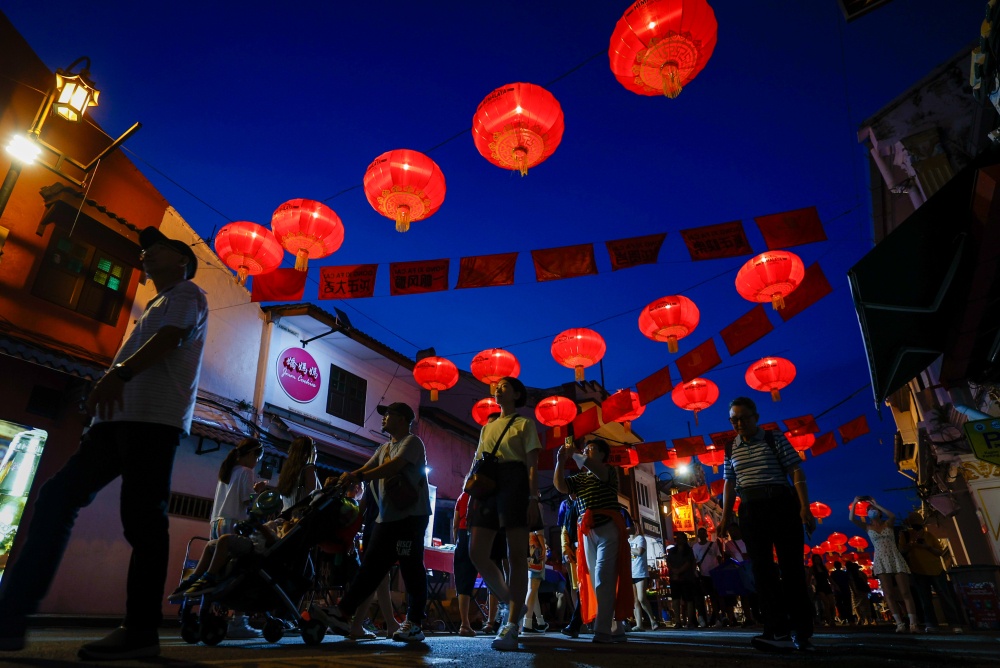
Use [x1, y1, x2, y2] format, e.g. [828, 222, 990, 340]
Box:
[391, 620, 425, 643]
[77, 626, 159, 661]
[226, 617, 261, 639]
[713, 619, 724, 628]
[348, 629, 377, 641]
[895, 622, 908, 633]
[536, 621, 549, 632]
[491, 623, 519, 651]
[521, 625, 543, 634]
[612, 632, 628, 643]
[184, 574, 219, 596]
[650, 624, 663, 631]
[750, 634, 794, 653]
[560, 625, 579, 639]
[793, 636, 816, 652]
[631, 625, 647, 632]
[311, 604, 351, 636]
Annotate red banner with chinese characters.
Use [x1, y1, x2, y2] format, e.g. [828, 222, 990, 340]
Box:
[251, 268, 307, 302]
[755, 206, 827, 250]
[634, 441, 668, 464]
[607, 447, 637, 468]
[388, 258, 450, 296]
[778, 262, 832, 321]
[455, 252, 517, 289]
[531, 244, 597, 282]
[672, 435, 708, 457]
[719, 304, 774, 356]
[673, 496, 695, 533]
[601, 389, 634, 423]
[710, 430, 737, 451]
[784, 414, 820, 436]
[838, 415, 870, 444]
[811, 432, 838, 456]
[636, 364, 674, 406]
[679, 220, 753, 261]
[676, 338, 722, 383]
[605, 233, 667, 271]
[318, 264, 378, 300]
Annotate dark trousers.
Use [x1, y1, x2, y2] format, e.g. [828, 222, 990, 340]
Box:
[341, 514, 429, 623]
[911, 572, 963, 627]
[0, 422, 179, 631]
[738, 492, 813, 640]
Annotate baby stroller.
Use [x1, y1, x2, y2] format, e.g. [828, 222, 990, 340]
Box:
[173, 484, 361, 645]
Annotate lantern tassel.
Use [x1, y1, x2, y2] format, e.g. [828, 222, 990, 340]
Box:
[513, 147, 529, 177]
[294, 249, 309, 272]
[624, 420, 632, 434]
[574, 365, 584, 382]
[771, 293, 785, 310]
[667, 335, 679, 354]
[799, 451, 807, 461]
[712, 465, 719, 474]
[430, 389, 439, 401]
[693, 409, 700, 427]
[661, 62, 683, 99]
[237, 265, 249, 286]
[770, 388, 782, 402]
[395, 205, 411, 233]
[554, 425, 563, 439]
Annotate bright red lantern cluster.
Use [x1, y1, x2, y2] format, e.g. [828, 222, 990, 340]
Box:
[809, 501, 831, 524]
[412, 356, 458, 402]
[270, 199, 344, 271]
[363, 149, 446, 233]
[470, 349, 520, 393]
[214, 221, 284, 285]
[472, 82, 565, 176]
[551, 328, 606, 382]
[638, 294, 700, 353]
[745, 357, 796, 401]
[471, 397, 501, 426]
[535, 396, 578, 438]
[671, 377, 719, 425]
[735, 250, 805, 310]
[608, 0, 719, 99]
[827, 532, 848, 546]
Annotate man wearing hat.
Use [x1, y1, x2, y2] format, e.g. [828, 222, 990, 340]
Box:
[322, 401, 432, 643]
[0, 227, 207, 660]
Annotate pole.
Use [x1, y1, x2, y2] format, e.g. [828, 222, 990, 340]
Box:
[0, 161, 24, 220]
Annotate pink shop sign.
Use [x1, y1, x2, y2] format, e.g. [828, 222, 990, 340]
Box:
[276, 347, 321, 403]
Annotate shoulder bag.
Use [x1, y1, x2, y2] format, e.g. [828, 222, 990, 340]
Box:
[464, 415, 519, 500]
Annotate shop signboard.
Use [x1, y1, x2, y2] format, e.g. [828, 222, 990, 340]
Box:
[964, 417, 1000, 467]
[276, 347, 321, 403]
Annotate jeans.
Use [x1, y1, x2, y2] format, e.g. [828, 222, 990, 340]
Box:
[341, 514, 429, 623]
[582, 520, 620, 635]
[910, 572, 964, 627]
[0, 422, 179, 631]
[738, 491, 813, 640]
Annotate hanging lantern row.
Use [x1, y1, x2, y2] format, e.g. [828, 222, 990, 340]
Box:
[784, 431, 814, 460]
[662, 449, 692, 469]
[698, 447, 725, 473]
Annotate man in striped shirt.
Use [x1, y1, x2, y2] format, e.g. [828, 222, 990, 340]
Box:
[0, 227, 207, 661]
[718, 397, 816, 653]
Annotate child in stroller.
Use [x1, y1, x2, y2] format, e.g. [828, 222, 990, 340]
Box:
[171, 483, 361, 645]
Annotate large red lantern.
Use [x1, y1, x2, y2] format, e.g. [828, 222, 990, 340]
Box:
[551, 328, 606, 382]
[638, 295, 700, 353]
[472, 82, 564, 176]
[535, 396, 578, 438]
[852, 499, 870, 517]
[363, 149, 446, 233]
[698, 447, 725, 473]
[412, 356, 458, 402]
[809, 501, 831, 524]
[608, 0, 719, 99]
[745, 357, 796, 402]
[471, 397, 501, 427]
[847, 535, 869, 551]
[214, 222, 284, 285]
[662, 449, 692, 469]
[828, 532, 848, 546]
[784, 431, 815, 460]
[270, 199, 344, 271]
[671, 377, 718, 426]
[735, 250, 805, 310]
[470, 349, 520, 394]
[613, 390, 646, 433]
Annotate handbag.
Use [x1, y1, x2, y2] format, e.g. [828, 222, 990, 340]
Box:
[464, 415, 519, 500]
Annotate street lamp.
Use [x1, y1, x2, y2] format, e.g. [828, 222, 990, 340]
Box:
[0, 57, 141, 219]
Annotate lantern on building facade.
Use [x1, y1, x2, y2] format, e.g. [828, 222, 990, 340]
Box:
[638, 294, 700, 353]
[214, 222, 284, 285]
[363, 149, 446, 233]
[608, 0, 719, 99]
[735, 250, 805, 310]
[472, 82, 564, 176]
[471, 397, 501, 426]
[535, 396, 578, 438]
[809, 501, 831, 524]
[745, 357, 796, 401]
[270, 198, 344, 271]
[412, 356, 458, 402]
[470, 348, 520, 394]
[671, 377, 718, 426]
[551, 328, 606, 382]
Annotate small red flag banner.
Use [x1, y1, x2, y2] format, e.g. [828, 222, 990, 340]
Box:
[811, 432, 838, 456]
[605, 232, 667, 271]
[719, 304, 774, 356]
[778, 262, 832, 321]
[455, 252, 517, 289]
[710, 479, 726, 496]
[710, 430, 737, 450]
[636, 364, 674, 406]
[318, 264, 378, 300]
[783, 414, 820, 436]
[679, 220, 754, 261]
[838, 415, 870, 444]
[251, 268, 307, 302]
[759, 422, 780, 433]
[601, 389, 635, 423]
[573, 405, 602, 438]
[672, 435, 708, 457]
[607, 447, 636, 467]
[755, 206, 827, 250]
[634, 441, 668, 463]
[676, 338, 722, 383]
[388, 258, 449, 296]
[531, 244, 597, 282]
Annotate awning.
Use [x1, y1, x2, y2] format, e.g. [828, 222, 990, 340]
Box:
[190, 402, 250, 446]
[0, 333, 106, 380]
[849, 148, 1000, 405]
[282, 420, 376, 468]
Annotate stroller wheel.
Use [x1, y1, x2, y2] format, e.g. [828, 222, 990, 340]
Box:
[263, 619, 284, 643]
[301, 618, 326, 646]
[181, 621, 200, 644]
[200, 617, 227, 646]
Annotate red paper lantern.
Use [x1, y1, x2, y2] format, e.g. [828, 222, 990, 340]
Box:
[638, 295, 700, 353]
[535, 396, 578, 438]
[470, 349, 520, 394]
[852, 500, 870, 517]
[363, 149, 446, 233]
[613, 390, 646, 433]
[811, 545, 825, 556]
[472, 82, 564, 176]
[671, 377, 718, 426]
[471, 397, 501, 427]
[214, 222, 284, 285]
[745, 357, 796, 402]
[412, 356, 458, 402]
[784, 431, 815, 460]
[271, 199, 344, 271]
[828, 532, 848, 546]
[698, 448, 725, 474]
[662, 449, 692, 469]
[608, 0, 719, 99]
[809, 501, 831, 524]
[735, 250, 805, 310]
[551, 328, 606, 382]
[848, 535, 869, 551]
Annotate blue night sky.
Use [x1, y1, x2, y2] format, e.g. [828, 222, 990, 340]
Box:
[3, 0, 986, 542]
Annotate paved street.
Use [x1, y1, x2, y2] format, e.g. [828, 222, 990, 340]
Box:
[3, 625, 998, 668]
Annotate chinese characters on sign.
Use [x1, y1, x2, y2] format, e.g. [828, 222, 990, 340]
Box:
[388, 259, 449, 296]
[318, 264, 378, 300]
[679, 221, 753, 261]
[276, 347, 321, 403]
